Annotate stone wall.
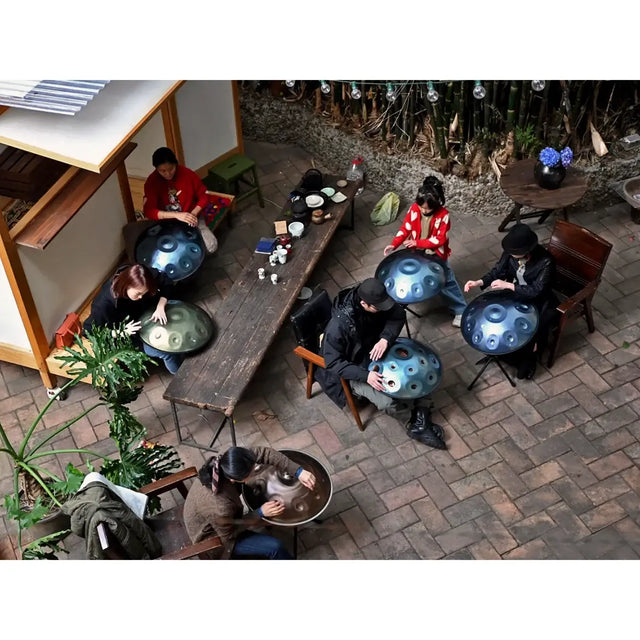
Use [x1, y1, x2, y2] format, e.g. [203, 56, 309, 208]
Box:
[239, 89, 640, 219]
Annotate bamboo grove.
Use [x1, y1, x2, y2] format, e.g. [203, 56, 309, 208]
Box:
[249, 80, 640, 176]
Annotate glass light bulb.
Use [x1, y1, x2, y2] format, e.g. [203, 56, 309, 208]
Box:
[285, 80, 296, 88]
[386, 83, 396, 102]
[473, 82, 486, 100]
[351, 83, 361, 100]
[320, 81, 331, 95]
[531, 80, 546, 91]
[427, 88, 439, 103]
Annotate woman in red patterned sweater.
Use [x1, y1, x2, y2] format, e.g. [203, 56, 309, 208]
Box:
[383, 177, 467, 327]
[143, 147, 218, 253]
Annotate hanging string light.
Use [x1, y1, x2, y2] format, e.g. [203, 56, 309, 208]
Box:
[473, 81, 487, 100]
[531, 80, 546, 91]
[285, 80, 296, 88]
[385, 83, 397, 103]
[320, 81, 331, 95]
[350, 82, 362, 99]
[426, 81, 439, 103]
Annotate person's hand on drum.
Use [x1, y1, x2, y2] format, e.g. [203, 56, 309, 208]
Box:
[367, 370, 385, 391]
[383, 244, 396, 257]
[369, 338, 388, 362]
[490, 279, 515, 291]
[298, 470, 316, 490]
[175, 211, 198, 227]
[260, 499, 285, 518]
[464, 279, 483, 292]
[150, 307, 167, 325]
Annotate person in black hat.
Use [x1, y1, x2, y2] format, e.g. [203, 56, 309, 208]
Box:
[464, 223, 559, 379]
[316, 278, 446, 449]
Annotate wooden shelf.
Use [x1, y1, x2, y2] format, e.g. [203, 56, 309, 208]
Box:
[13, 142, 137, 250]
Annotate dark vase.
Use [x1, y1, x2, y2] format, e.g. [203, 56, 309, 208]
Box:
[534, 161, 566, 190]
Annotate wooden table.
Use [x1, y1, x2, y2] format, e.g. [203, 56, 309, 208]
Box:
[163, 178, 359, 451]
[498, 158, 588, 232]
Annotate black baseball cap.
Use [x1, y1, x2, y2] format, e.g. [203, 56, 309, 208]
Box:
[357, 278, 395, 311]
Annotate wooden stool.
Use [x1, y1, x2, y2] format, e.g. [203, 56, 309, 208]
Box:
[204, 154, 264, 208]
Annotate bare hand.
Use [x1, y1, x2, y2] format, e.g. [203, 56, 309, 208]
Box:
[403, 239, 417, 249]
[490, 279, 514, 291]
[175, 211, 198, 226]
[369, 338, 388, 362]
[124, 319, 142, 335]
[383, 245, 395, 257]
[298, 470, 316, 490]
[150, 308, 167, 325]
[260, 499, 285, 518]
[367, 370, 385, 392]
[464, 279, 483, 293]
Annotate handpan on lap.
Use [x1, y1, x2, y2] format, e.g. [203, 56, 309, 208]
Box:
[139, 300, 214, 354]
[375, 248, 445, 304]
[368, 337, 442, 399]
[135, 219, 205, 282]
[461, 290, 539, 356]
[241, 450, 332, 526]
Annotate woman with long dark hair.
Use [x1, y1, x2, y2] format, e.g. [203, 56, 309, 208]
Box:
[183, 446, 316, 559]
[83, 263, 184, 374]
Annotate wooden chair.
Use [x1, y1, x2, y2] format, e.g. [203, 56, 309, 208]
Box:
[96, 467, 223, 560]
[545, 219, 613, 367]
[290, 289, 365, 431]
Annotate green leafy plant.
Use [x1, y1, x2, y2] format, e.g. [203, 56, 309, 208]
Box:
[514, 124, 542, 157]
[1, 322, 182, 558]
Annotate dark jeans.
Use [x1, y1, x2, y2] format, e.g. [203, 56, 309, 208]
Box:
[231, 531, 292, 560]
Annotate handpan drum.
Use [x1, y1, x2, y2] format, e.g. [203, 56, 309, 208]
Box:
[375, 248, 445, 304]
[135, 220, 205, 282]
[241, 449, 332, 527]
[368, 337, 442, 399]
[461, 290, 539, 355]
[138, 300, 214, 354]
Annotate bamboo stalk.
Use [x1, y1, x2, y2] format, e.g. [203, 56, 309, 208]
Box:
[457, 81, 466, 163]
[517, 80, 530, 131]
[506, 81, 519, 130]
[428, 93, 448, 159]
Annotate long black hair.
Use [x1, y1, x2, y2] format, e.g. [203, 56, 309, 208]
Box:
[198, 447, 257, 489]
[152, 146, 179, 168]
[421, 175, 445, 207]
[415, 186, 442, 212]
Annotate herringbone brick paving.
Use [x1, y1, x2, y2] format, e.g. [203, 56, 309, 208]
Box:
[1, 139, 639, 559]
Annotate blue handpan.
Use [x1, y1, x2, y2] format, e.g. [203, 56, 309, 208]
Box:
[375, 248, 445, 304]
[461, 290, 539, 356]
[135, 220, 205, 282]
[368, 337, 442, 399]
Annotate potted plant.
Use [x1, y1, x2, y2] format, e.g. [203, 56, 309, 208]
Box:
[534, 146, 574, 189]
[1, 322, 181, 558]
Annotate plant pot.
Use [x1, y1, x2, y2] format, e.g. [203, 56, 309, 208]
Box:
[534, 161, 566, 190]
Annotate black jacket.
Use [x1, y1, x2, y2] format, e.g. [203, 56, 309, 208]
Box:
[480, 245, 557, 310]
[83, 266, 173, 334]
[318, 285, 405, 407]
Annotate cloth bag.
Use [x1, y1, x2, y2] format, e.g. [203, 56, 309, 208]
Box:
[370, 192, 400, 226]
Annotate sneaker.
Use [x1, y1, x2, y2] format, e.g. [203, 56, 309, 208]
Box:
[452, 315, 462, 328]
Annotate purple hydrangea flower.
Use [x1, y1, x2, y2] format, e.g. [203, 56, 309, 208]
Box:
[539, 147, 561, 167]
[560, 147, 573, 168]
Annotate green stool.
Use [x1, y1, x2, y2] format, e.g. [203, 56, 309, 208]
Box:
[204, 153, 264, 208]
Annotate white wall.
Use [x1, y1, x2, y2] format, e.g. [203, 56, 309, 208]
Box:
[0, 263, 31, 350]
[18, 173, 127, 339]
[175, 81, 238, 171]
[125, 110, 166, 179]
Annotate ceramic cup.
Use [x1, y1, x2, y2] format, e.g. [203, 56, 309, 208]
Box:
[258, 268, 265, 279]
[276, 247, 288, 264]
[271, 273, 278, 284]
[269, 253, 278, 266]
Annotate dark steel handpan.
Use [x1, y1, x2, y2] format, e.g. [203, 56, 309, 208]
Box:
[461, 290, 539, 355]
[375, 248, 445, 304]
[138, 300, 214, 354]
[241, 449, 332, 527]
[368, 337, 443, 399]
[135, 220, 205, 282]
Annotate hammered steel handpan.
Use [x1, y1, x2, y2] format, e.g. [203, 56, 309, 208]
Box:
[368, 337, 442, 399]
[138, 300, 214, 354]
[461, 290, 539, 355]
[375, 248, 445, 304]
[135, 220, 205, 282]
[241, 449, 332, 527]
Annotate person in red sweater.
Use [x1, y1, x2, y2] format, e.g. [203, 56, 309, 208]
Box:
[143, 147, 218, 254]
[383, 176, 467, 327]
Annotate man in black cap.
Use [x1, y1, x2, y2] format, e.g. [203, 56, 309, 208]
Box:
[317, 277, 446, 449]
[464, 223, 558, 379]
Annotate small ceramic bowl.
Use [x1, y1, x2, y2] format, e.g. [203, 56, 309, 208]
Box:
[288, 221, 304, 238]
[298, 286, 313, 300]
[312, 209, 325, 224]
[331, 192, 347, 203]
[321, 187, 336, 198]
[305, 193, 324, 208]
[336, 180, 348, 188]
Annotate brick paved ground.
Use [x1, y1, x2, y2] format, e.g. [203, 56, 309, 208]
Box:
[1, 139, 639, 560]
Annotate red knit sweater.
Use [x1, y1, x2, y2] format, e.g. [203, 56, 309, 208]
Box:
[143, 165, 208, 221]
[390, 203, 452, 260]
